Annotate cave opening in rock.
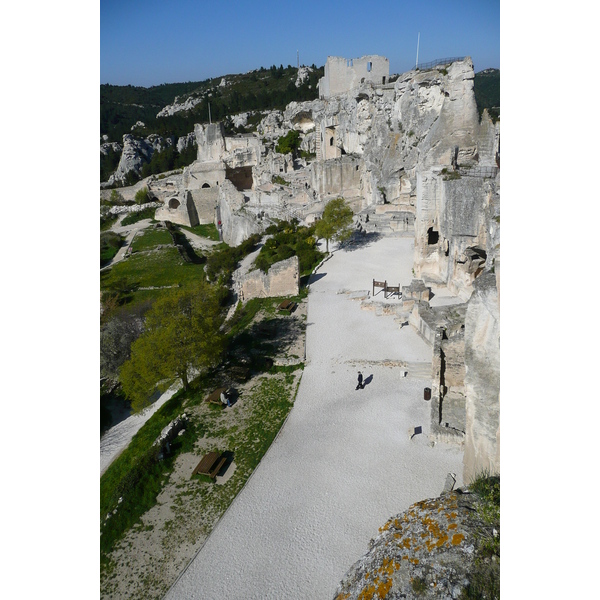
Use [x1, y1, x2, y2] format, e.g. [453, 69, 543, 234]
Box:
[427, 227, 439, 245]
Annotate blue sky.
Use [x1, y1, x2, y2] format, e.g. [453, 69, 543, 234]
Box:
[101, 0, 499, 87]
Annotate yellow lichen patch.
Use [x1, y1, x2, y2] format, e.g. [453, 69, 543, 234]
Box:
[379, 521, 391, 532]
[380, 557, 399, 576]
[451, 533, 465, 546]
[378, 577, 393, 598]
[410, 558, 420, 565]
[448, 523, 458, 530]
[436, 534, 449, 548]
[335, 594, 351, 600]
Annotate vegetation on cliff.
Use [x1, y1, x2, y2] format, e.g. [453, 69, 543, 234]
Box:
[101, 64, 324, 143]
[474, 68, 500, 122]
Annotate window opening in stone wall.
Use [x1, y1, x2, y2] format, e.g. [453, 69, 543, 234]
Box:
[169, 198, 180, 209]
[367, 62, 372, 72]
[330, 137, 334, 146]
[202, 183, 211, 188]
[382, 76, 386, 84]
[427, 227, 439, 245]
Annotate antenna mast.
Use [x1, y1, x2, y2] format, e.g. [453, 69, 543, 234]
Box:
[416, 32, 420, 69]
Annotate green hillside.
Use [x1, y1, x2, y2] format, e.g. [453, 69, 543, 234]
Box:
[100, 64, 324, 143]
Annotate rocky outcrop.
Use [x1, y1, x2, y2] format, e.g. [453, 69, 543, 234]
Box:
[334, 489, 493, 600]
[238, 255, 299, 302]
[156, 94, 203, 118]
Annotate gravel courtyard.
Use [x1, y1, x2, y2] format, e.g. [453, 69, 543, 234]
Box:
[164, 236, 465, 600]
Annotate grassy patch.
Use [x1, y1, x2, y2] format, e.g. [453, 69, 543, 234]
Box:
[101, 371, 299, 578]
[100, 246, 205, 306]
[180, 223, 220, 241]
[130, 228, 172, 252]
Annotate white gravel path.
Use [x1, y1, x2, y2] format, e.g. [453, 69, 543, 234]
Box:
[164, 236, 465, 600]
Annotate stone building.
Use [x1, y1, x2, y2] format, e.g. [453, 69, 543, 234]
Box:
[318, 55, 390, 99]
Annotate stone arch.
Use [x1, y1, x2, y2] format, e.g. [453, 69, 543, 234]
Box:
[169, 198, 180, 209]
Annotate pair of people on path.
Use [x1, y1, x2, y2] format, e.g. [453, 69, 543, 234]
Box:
[356, 371, 364, 390]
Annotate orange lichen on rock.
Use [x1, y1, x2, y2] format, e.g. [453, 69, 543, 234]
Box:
[451, 533, 465, 545]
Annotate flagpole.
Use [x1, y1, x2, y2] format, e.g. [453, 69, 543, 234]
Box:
[416, 32, 420, 69]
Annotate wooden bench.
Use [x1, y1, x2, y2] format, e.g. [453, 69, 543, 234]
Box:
[278, 299, 297, 314]
[192, 451, 227, 480]
[205, 387, 229, 407]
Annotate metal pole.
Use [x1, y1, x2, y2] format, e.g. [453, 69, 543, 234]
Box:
[416, 32, 420, 69]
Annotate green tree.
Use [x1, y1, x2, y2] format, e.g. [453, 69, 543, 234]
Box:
[119, 281, 226, 412]
[315, 197, 354, 252]
[275, 129, 301, 155]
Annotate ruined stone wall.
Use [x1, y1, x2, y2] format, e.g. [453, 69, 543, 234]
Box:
[311, 155, 362, 200]
[188, 187, 219, 224]
[218, 180, 263, 246]
[319, 55, 389, 99]
[463, 272, 500, 482]
[154, 193, 197, 227]
[415, 170, 496, 297]
[195, 122, 226, 161]
[239, 256, 299, 301]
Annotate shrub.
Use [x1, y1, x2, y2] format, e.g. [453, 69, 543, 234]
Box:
[121, 207, 156, 226]
[275, 129, 301, 155]
[134, 187, 149, 204]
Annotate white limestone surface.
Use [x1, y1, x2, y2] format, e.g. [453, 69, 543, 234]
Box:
[164, 237, 464, 600]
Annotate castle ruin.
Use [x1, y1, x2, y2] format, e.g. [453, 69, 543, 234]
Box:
[124, 56, 499, 482]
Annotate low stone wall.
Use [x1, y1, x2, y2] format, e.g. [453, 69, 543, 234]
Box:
[239, 256, 299, 302]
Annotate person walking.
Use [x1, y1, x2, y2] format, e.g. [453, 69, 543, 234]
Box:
[356, 371, 364, 390]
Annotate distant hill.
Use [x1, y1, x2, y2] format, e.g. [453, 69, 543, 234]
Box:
[100, 64, 324, 143]
[474, 68, 499, 122]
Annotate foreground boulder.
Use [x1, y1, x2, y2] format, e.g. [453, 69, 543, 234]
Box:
[334, 487, 498, 600]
